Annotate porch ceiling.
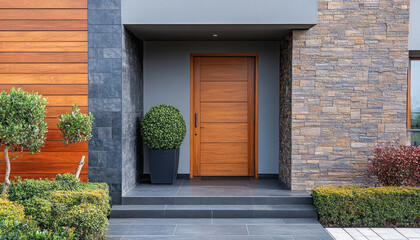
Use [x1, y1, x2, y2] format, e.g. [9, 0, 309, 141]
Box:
[122, 0, 317, 41]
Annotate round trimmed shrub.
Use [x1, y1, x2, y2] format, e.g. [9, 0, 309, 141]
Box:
[0, 197, 25, 222]
[140, 104, 186, 149]
[23, 197, 53, 229]
[58, 203, 108, 240]
[57, 104, 94, 144]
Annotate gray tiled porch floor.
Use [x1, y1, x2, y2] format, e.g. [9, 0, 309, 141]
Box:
[108, 178, 333, 239]
[107, 218, 333, 240]
[123, 178, 310, 197]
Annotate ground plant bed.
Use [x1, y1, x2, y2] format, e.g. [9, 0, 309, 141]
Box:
[312, 185, 420, 228]
[0, 173, 110, 240]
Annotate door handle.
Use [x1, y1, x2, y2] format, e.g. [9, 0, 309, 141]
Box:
[195, 113, 197, 128]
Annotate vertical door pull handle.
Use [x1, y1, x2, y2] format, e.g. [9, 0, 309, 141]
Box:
[195, 113, 197, 128]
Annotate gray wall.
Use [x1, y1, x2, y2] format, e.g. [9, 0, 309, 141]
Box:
[122, 28, 143, 194]
[409, 0, 420, 50]
[144, 41, 280, 174]
[88, 0, 123, 204]
[122, 0, 317, 25]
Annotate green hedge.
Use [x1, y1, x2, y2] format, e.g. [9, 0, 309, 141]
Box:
[0, 197, 25, 222]
[1, 174, 110, 240]
[313, 185, 420, 227]
[0, 220, 74, 240]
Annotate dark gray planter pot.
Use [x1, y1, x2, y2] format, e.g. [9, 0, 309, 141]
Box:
[149, 148, 180, 184]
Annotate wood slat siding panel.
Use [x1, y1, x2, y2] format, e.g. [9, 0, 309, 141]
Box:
[0, 9, 87, 20]
[0, 42, 87, 52]
[0, 0, 87, 8]
[0, 163, 88, 174]
[0, 0, 88, 182]
[0, 74, 88, 84]
[0, 31, 87, 42]
[0, 53, 88, 63]
[0, 85, 88, 95]
[0, 20, 87, 31]
[0, 64, 88, 73]
[0, 174, 88, 181]
[0, 152, 88, 164]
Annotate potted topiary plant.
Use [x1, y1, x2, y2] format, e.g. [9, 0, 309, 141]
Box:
[140, 104, 186, 184]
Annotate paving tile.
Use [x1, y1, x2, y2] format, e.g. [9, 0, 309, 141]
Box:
[371, 228, 407, 240]
[109, 218, 211, 225]
[211, 236, 293, 240]
[212, 218, 285, 224]
[107, 225, 175, 236]
[356, 228, 383, 240]
[175, 224, 249, 235]
[247, 224, 329, 236]
[117, 237, 212, 240]
[282, 218, 319, 224]
[293, 236, 334, 240]
[326, 228, 354, 240]
[344, 228, 368, 240]
[396, 228, 420, 238]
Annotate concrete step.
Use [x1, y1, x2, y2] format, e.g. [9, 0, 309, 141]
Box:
[122, 195, 313, 205]
[110, 204, 318, 218]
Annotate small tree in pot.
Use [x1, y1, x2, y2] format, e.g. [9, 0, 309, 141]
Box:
[57, 104, 94, 179]
[0, 88, 48, 195]
[141, 104, 186, 184]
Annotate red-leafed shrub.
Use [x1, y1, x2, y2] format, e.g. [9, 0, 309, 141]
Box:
[368, 142, 420, 187]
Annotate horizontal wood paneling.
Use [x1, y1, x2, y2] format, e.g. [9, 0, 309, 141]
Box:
[0, 20, 87, 31]
[0, 0, 87, 9]
[0, 9, 87, 20]
[1, 152, 88, 164]
[0, 174, 88, 181]
[0, 53, 88, 63]
[0, 0, 88, 182]
[200, 123, 248, 143]
[201, 103, 248, 123]
[201, 143, 247, 164]
[200, 64, 248, 81]
[200, 164, 248, 176]
[0, 31, 87, 42]
[0, 74, 88, 84]
[0, 42, 87, 52]
[0, 63, 87, 73]
[46, 107, 88, 117]
[0, 85, 88, 95]
[0, 163, 88, 174]
[201, 82, 248, 102]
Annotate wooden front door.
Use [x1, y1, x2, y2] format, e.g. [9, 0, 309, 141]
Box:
[191, 55, 257, 177]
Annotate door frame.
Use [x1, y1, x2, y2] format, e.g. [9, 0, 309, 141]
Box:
[189, 53, 259, 179]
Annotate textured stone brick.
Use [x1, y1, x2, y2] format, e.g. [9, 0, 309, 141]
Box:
[288, 0, 409, 190]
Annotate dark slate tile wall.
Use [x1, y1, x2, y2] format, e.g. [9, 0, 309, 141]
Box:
[122, 28, 143, 194]
[279, 32, 293, 189]
[88, 0, 123, 204]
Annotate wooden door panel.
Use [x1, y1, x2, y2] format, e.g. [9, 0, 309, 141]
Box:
[201, 103, 247, 123]
[200, 57, 247, 65]
[200, 164, 248, 176]
[201, 82, 247, 102]
[200, 123, 248, 143]
[192, 55, 256, 177]
[200, 64, 247, 81]
[201, 143, 247, 164]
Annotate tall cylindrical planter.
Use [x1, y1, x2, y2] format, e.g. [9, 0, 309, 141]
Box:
[149, 148, 180, 184]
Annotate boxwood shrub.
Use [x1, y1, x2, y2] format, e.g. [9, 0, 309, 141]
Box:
[313, 185, 420, 227]
[141, 104, 186, 149]
[58, 203, 108, 240]
[0, 220, 74, 240]
[0, 197, 25, 222]
[50, 189, 111, 215]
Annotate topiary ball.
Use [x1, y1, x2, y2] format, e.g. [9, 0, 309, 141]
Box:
[140, 104, 186, 149]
